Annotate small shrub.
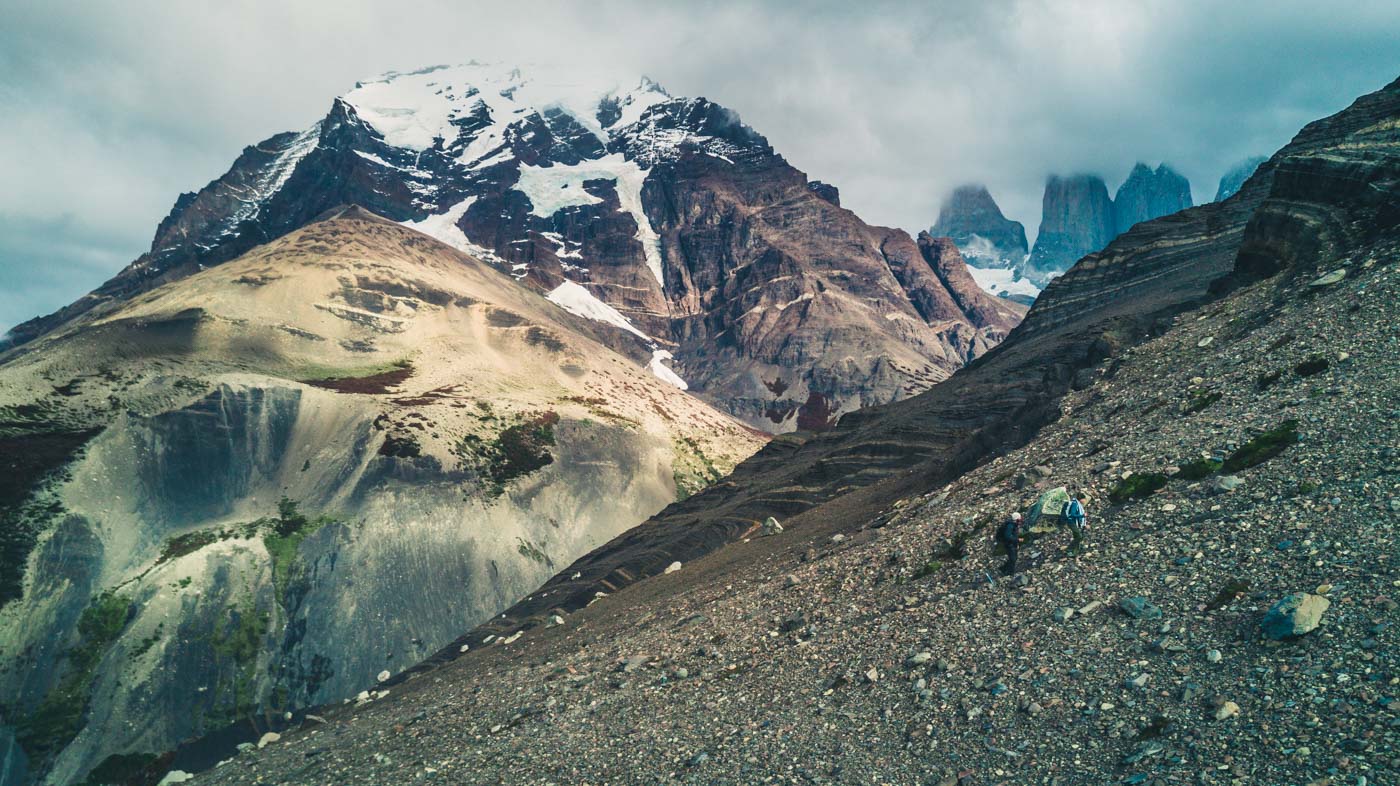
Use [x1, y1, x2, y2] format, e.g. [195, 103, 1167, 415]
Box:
[1109, 473, 1170, 504]
[1294, 356, 1329, 377]
[1183, 391, 1223, 415]
[1176, 457, 1223, 481]
[1207, 578, 1250, 610]
[1221, 420, 1300, 473]
[911, 560, 943, 580]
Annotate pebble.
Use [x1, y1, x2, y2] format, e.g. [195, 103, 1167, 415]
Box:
[1206, 649, 1222, 663]
[257, 732, 281, 749]
[664, 561, 683, 574]
[1215, 701, 1241, 721]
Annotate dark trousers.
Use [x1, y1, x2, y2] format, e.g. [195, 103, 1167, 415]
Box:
[1001, 539, 1018, 574]
[1062, 519, 1084, 554]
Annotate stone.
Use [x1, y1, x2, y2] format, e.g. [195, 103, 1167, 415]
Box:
[664, 561, 682, 574]
[1197, 336, 1215, 348]
[760, 517, 784, 536]
[1127, 673, 1150, 689]
[257, 732, 281, 749]
[618, 655, 649, 673]
[1308, 268, 1347, 287]
[1211, 474, 1244, 493]
[1119, 596, 1163, 620]
[1053, 606, 1075, 622]
[157, 772, 195, 786]
[1077, 600, 1104, 617]
[864, 667, 880, 683]
[908, 652, 933, 666]
[1206, 649, 1222, 663]
[1261, 593, 1330, 639]
[1214, 701, 1241, 721]
[784, 574, 800, 588]
[377, 670, 391, 683]
[830, 533, 846, 544]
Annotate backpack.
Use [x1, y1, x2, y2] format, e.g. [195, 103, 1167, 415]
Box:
[996, 517, 1018, 543]
[1063, 499, 1083, 523]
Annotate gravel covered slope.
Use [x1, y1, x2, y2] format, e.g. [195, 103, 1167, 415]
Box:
[189, 224, 1398, 784]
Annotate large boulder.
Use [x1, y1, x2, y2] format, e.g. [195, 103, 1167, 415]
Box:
[1025, 486, 1071, 531]
[1261, 593, 1330, 639]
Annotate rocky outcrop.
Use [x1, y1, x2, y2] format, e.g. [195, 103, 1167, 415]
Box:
[1025, 174, 1116, 284]
[929, 185, 1028, 269]
[1112, 162, 1192, 235]
[0, 210, 764, 784]
[6, 64, 1021, 433]
[1215, 155, 1267, 201]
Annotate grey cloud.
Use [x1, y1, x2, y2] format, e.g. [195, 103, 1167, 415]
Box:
[2, 0, 1397, 332]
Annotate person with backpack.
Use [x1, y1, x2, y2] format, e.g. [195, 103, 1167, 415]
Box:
[994, 511, 1023, 575]
[1062, 493, 1088, 554]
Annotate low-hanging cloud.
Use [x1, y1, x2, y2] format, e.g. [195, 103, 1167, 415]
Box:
[2, 0, 1397, 332]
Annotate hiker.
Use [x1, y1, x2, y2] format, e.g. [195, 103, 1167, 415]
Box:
[1062, 492, 1088, 554]
[995, 511, 1023, 575]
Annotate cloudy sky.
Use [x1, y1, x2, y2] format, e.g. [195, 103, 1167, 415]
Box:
[2, 0, 1397, 333]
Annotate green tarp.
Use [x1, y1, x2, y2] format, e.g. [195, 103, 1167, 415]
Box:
[1025, 486, 1071, 531]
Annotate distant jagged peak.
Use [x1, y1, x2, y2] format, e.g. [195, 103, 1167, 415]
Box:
[1214, 155, 1268, 202]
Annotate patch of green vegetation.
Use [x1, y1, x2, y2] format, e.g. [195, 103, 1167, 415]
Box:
[1221, 420, 1300, 474]
[211, 604, 269, 664]
[1183, 391, 1223, 415]
[1256, 369, 1283, 391]
[1297, 479, 1320, 495]
[209, 602, 270, 722]
[128, 623, 164, 660]
[263, 498, 333, 600]
[1108, 472, 1170, 504]
[2, 428, 100, 608]
[77, 751, 160, 786]
[672, 435, 723, 501]
[516, 538, 553, 568]
[175, 577, 192, 589]
[459, 412, 560, 494]
[910, 560, 943, 580]
[1176, 457, 1223, 481]
[1206, 578, 1251, 610]
[156, 529, 220, 565]
[18, 591, 134, 757]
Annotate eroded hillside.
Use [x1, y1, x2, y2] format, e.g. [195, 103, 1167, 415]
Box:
[0, 208, 763, 785]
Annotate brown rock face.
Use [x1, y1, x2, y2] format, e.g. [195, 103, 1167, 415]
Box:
[441, 73, 1400, 652]
[6, 66, 1023, 432]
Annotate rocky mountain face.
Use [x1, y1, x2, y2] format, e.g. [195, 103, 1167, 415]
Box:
[929, 185, 1029, 268]
[1024, 173, 1117, 284]
[1024, 164, 1195, 285]
[5, 64, 1020, 434]
[1214, 155, 1267, 201]
[186, 74, 1400, 786]
[0, 209, 763, 785]
[1112, 162, 1193, 235]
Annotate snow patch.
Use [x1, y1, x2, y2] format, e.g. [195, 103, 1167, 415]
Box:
[514, 153, 663, 285]
[966, 265, 1041, 301]
[648, 350, 688, 390]
[546, 281, 650, 341]
[398, 197, 499, 263]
